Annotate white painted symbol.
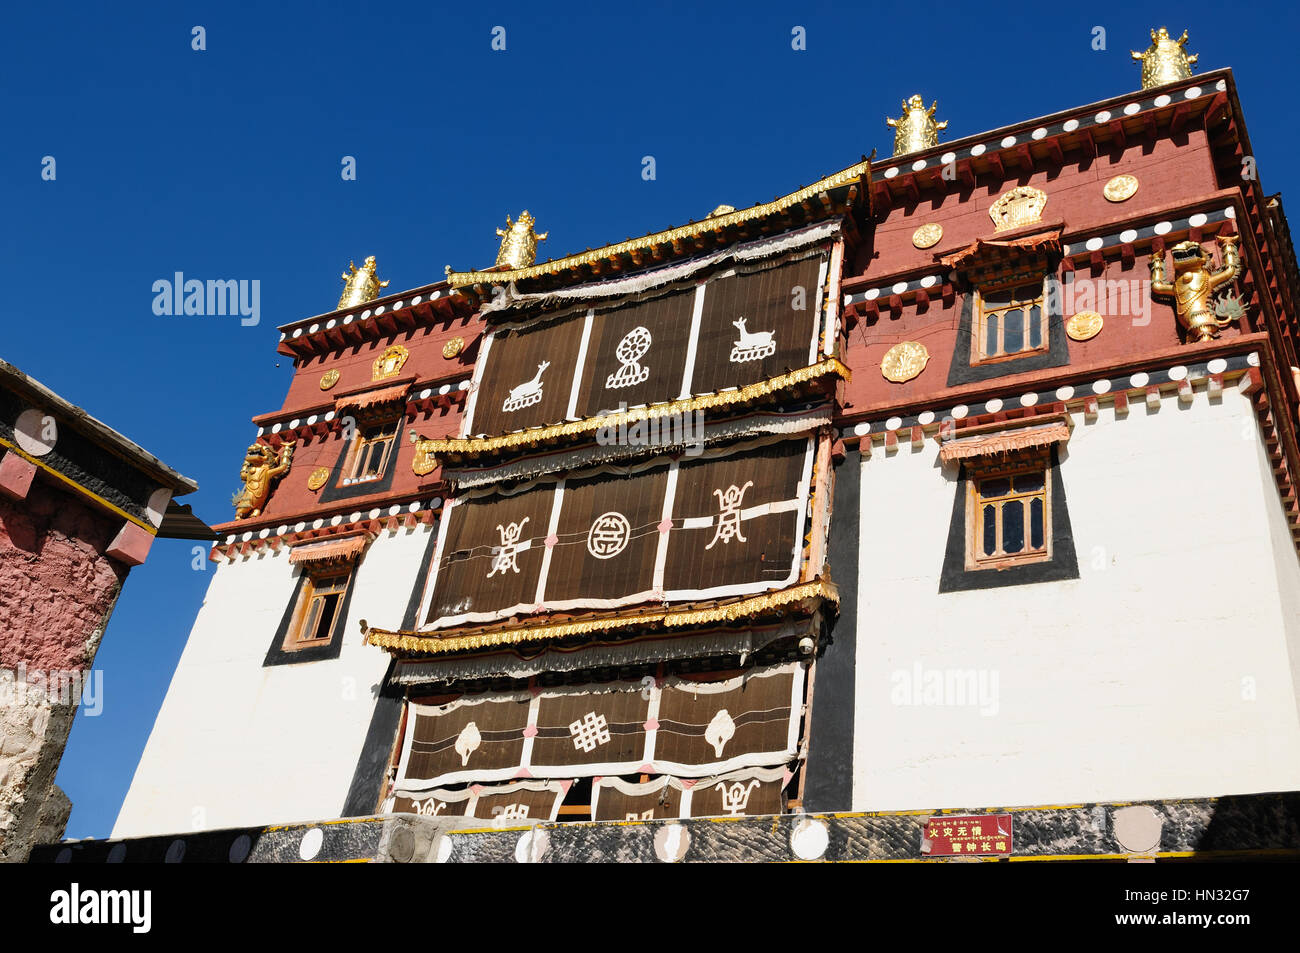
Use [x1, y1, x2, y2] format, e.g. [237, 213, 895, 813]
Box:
[704, 481, 753, 550]
[715, 779, 762, 815]
[570, 711, 611, 752]
[705, 709, 736, 757]
[412, 797, 447, 816]
[455, 721, 482, 766]
[728, 317, 776, 363]
[491, 803, 530, 828]
[487, 517, 530, 577]
[605, 326, 652, 389]
[503, 361, 550, 412]
[587, 511, 631, 559]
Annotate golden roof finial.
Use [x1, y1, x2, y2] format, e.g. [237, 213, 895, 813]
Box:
[495, 211, 548, 269]
[886, 94, 947, 157]
[338, 255, 390, 309]
[1131, 27, 1198, 89]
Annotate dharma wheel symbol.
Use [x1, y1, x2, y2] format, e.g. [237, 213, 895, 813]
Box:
[606, 326, 652, 390]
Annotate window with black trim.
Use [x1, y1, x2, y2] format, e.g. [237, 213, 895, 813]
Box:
[283, 571, 351, 651]
[344, 420, 398, 485]
[973, 280, 1048, 365]
[966, 453, 1050, 570]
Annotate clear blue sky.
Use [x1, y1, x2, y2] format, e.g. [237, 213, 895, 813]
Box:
[4, 0, 1295, 839]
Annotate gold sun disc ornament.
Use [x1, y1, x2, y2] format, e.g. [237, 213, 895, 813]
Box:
[1066, 311, 1105, 341]
[307, 467, 331, 491]
[1104, 175, 1139, 203]
[442, 336, 465, 360]
[881, 341, 930, 383]
[912, 223, 944, 249]
[319, 369, 340, 391]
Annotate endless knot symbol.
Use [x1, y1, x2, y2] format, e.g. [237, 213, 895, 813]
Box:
[487, 517, 530, 578]
[569, 711, 611, 752]
[704, 481, 753, 550]
[605, 326, 652, 389]
[587, 511, 631, 559]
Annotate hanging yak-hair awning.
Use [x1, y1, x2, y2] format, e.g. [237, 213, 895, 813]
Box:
[939, 418, 1071, 464]
[288, 534, 368, 567]
[333, 382, 410, 415]
[938, 228, 1062, 287]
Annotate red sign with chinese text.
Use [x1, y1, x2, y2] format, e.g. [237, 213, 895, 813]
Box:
[922, 814, 1013, 856]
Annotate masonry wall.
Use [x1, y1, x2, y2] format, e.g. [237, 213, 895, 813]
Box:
[851, 382, 1300, 810]
[113, 524, 433, 838]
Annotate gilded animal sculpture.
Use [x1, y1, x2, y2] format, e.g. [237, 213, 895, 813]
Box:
[233, 441, 295, 519]
[495, 211, 548, 269]
[1131, 27, 1198, 89]
[338, 255, 390, 309]
[1149, 236, 1243, 343]
[886, 95, 947, 157]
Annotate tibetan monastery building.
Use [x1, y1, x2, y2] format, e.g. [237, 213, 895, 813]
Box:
[99, 30, 1300, 862]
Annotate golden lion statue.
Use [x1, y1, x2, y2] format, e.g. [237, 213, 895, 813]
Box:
[233, 441, 295, 519]
[1149, 236, 1242, 343]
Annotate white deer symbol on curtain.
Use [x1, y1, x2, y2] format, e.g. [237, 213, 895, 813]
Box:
[503, 361, 550, 412]
[728, 317, 776, 363]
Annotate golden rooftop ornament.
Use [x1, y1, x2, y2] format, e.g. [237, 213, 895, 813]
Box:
[886, 95, 948, 157]
[338, 255, 390, 309]
[495, 211, 548, 269]
[233, 441, 295, 520]
[1149, 236, 1243, 342]
[989, 186, 1048, 232]
[708, 204, 736, 218]
[1131, 27, 1198, 90]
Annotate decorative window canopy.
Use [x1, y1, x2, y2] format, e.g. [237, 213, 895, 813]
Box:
[333, 382, 409, 415]
[939, 228, 1062, 288]
[939, 418, 1071, 465]
[288, 534, 368, 568]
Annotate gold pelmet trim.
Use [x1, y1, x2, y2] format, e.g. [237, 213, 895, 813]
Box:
[445, 161, 869, 288]
[414, 357, 850, 463]
[365, 579, 838, 656]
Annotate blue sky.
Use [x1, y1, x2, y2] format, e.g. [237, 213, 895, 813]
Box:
[3, 0, 1295, 839]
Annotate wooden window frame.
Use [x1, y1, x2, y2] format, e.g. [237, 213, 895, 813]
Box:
[964, 453, 1052, 571]
[341, 419, 399, 486]
[972, 278, 1050, 366]
[281, 570, 351, 651]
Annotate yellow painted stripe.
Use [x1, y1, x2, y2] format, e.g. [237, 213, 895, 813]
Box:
[0, 434, 155, 533]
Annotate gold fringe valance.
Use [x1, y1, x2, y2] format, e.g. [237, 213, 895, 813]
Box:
[414, 358, 850, 462]
[364, 579, 838, 656]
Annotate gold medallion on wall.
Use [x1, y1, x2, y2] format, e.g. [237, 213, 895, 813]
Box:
[307, 467, 331, 491]
[319, 369, 340, 391]
[881, 341, 930, 383]
[442, 336, 465, 360]
[912, 223, 943, 249]
[1103, 175, 1139, 203]
[1066, 311, 1105, 341]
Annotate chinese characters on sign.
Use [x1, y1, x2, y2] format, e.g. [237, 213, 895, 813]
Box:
[921, 814, 1013, 857]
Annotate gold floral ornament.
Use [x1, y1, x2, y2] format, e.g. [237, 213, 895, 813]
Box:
[319, 369, 341, 391]
[989, 186, 1047, 232]
[1131, 27, 1198, 90]
[912, 223, 944, 249]
[886, 95, 947, 157]
[307, 467, 331, 491]
[881, 341, 930, 383]
[411, 441, 438, 476]
[1066, 311, 1104, 341]
[1104, 175, 1139, 203]
[373, 344, 409, 381]
[442, 336, 465, 360]
[1149, 236, 1243, 342]
[338, 255, 390, 309]
[495, 211, 548, 269]
[233, 441, 295, 519]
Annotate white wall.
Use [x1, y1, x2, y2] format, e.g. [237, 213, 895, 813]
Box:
[113, 525, 433, 838]
[852, 382, 1300, 810]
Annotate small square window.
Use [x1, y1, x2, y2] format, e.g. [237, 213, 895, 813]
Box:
[973, 280, 1049, 364]
[284, 572, 351, 650]
[965, 454, 1051, 570]
[345, 421, 398, 484]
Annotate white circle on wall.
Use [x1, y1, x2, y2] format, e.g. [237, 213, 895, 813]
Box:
[1085, 237, 1104, 252]
[292, 328, 302, 338]
[393, 301, 403, 310]
[884, 166, 898, 179]
[920, 275, 937, 289]
[241, 531, 253, 542]
[1153, 221, 1172, 235]
[258, 528, 270, 539]
[1000, 135, 1016, 148]
[1092, 379, 1111, 394]
[984, 398, 1004, 413]
[349, 512, 362, 523]
[308, 324, 319, 334]
[1184, 86, 1202, 99]
[1123, 102, 1140, 116]
[1215, 79, 1226, 92]
[891, 281, 908, 295]
[375, 306, 386, 315]
[1055, 385, 1075, 400]
[325, 319, 336, 330]
[146, 488, 172, 527]
[1207, 358, 1227, 374]
[289, 419, 300, 429]
[14, 409, 57, 456]
[1154, 94, 1171, 108]
[294, 522, 306, 532]
[1169, 365, 1189, 380]
[515, 828, 549, 863]
[388, 505, 401, 516]
[420, 389, 431, 400]
[911, 159, 927, 172]
[1020, 393, 1038, 407]
[918, 411, 935, 425]
[276, 525, 289, 536]
[968, 143, 985, 157]
[853, 422, 870, 437]
[865, 288, 880, 301]
[1130, 372, 1150, 388]
[312, 519, 324, 529]
[1095, 110, 1112, 123]
[941, 152, 956, 164]
[654, 824, 692, 863]
[412, 296, 423, 306]
[952, 404, 969, 419]
[369, 508, 381, 519]
[885, 416, 902, 431]
[331, 515, 343, 526]
[271, 423, 282, 434]
[1120, 229, 1138, 244]
[1246, 351, 1259, 366]
[299, 828, 323, 861]
[1189, 213, 1207, 228]
[1063, 119, 1079, 132]
[343, 315, 354, 325]
[1031, 127, 1047, 140]
[790, 818, 830, 861]
[408, 502, 420, 512]
[1224, 206, 1236, 219]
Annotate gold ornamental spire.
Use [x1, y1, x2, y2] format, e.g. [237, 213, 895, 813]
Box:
[886, 95, 947, 157]
[1131, 27, 1198, 89]
[495, 211, 548, 269]
[338, 255, 390, 309]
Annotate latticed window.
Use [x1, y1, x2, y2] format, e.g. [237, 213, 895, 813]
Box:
[966, 457, 1050, 569]
[289, 573, 350, 646]
[348, 421, 398, 482]
[974, 280, 1048, 363]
